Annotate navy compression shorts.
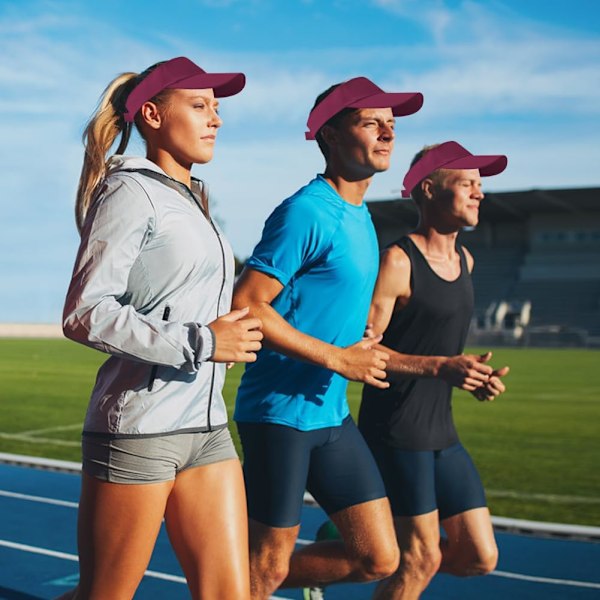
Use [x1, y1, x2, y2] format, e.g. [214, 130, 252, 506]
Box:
[369, 442, 487, 520]
[237, 416, 387, 528]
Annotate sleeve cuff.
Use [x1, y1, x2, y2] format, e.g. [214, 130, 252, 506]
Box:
[186, 323, 215, 366]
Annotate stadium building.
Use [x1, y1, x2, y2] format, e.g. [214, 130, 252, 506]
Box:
[367, 187, 600, 348]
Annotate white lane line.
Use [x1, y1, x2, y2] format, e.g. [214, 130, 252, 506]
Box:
[0, 433, 80, 447]
[492, 569, 600, 589]
[0, 539, 293, 598]
[3, 478, 598, 594]
[487, 489, 600, 505]
[1, 538, 596, 594]
[0, 539, 78, 563]
[17, 424, 82, 436]
[0, 489, 78, 508]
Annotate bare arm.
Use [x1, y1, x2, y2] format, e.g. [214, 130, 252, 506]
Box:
[369, 245, 493, 390]
[232, 267, 389, 389]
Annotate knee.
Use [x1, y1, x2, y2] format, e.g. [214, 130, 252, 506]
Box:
[454, 544, 498, 577]
[251, 552, 290, 590]
[471, 545, 498, 576]
[403, 545, 442, 582]
[354, 543, 400, 582]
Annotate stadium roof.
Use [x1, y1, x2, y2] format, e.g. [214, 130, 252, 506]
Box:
[367, 187, 600, 225]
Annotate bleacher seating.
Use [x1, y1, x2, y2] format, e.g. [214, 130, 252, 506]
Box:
[468, 245, 600, 342]
[469, 246, 525, 312]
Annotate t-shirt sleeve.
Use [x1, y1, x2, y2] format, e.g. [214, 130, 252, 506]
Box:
[246, 196, 333, 286]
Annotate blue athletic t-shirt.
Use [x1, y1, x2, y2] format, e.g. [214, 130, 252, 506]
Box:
[234, 175, 379, 430]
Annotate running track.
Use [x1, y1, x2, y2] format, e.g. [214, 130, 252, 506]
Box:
[1, 461, 599, 599]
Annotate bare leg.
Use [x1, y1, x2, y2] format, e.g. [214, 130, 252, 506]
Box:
[247, 519, 300, 600]
[165, 458, 251, 600]
[74, 473, 173, 600]
[282, 497, 399, 588]
[440, 507, 498, 576]
[373, 511, 441, 600]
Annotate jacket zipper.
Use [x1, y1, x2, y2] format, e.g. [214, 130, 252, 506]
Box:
[181, 186, 227, 432]
[123, 168, 227, 430]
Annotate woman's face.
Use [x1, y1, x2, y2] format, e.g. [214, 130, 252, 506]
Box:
[156, 88, 222, 167]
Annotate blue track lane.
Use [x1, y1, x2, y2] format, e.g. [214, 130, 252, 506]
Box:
[1, 464, 599, 599]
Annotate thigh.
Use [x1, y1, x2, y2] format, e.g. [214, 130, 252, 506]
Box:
[308, 417, 387, 516]
[434, 443, 487, 520]
[77, 473, 172, 599]
[440, 506, 498, 575]
[370, 443, 438, 517]
[329, 497, 398, 563]
[237, 421, 315, 527]
[165, 458, 250, 600]
[394, 511, 441, 554]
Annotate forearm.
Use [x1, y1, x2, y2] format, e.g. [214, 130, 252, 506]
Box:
[379, 344, 445, 379]
[63, 299, 212, 371]
[241, 300, 341, 371]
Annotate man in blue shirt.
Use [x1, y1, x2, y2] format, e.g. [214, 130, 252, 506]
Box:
[233, 77, 423, 599]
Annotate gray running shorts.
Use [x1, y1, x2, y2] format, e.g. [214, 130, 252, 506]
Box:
[82, 427, 238, 484]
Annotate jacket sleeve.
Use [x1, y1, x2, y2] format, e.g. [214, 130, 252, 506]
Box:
[62, 175, 213, 372]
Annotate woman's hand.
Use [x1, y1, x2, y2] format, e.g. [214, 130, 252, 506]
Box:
[208, 307, 263, 363]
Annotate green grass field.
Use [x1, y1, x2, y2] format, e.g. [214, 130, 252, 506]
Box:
[1, 339, 598, 526]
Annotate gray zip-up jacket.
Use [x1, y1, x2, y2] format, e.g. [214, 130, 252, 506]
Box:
[63, 156, 234, 437]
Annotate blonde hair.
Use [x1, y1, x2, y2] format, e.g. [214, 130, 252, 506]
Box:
[75, 63, 174, 233]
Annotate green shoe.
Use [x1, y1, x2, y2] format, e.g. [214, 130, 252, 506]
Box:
[315, 519, 341, 542]
[303, 586, 325, 600]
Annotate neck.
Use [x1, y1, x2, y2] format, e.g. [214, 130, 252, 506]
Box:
[146, 148, 192, 188]
[413, 220, 459, 258]
[323, 168, 372, 206]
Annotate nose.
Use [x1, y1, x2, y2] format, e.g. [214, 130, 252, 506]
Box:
[210, 107, 222, 129]
[473, 185, 484, 200]
[379, 123, 395, 141]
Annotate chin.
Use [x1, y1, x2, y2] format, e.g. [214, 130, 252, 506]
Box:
[194, 152, 214, 165]
[373, 162, 391, 173]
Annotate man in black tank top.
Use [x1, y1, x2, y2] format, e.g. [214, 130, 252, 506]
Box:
[359, 142, 510, 599]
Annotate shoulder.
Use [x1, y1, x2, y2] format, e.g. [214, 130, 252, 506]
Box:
[100, 172, 156, 210]
[264, 188, 339, 238]
[380, 243, 411, 275]
[461, 245, 475, 273]
[86, 173, 157, 232]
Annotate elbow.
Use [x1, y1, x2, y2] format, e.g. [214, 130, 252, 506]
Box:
[62, 315, 82, 344]
[231, 292, 264, 317]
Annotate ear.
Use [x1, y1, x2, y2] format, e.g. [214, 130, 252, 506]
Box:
[421, 178, 435, 200]
[320, 124, 339, 149]
[139, 101, 162, 130]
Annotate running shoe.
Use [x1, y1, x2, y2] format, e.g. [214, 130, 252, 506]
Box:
[303, 586, 325, 600]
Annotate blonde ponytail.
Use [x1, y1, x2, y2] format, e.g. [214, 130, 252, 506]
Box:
[75, 72, 137, 233]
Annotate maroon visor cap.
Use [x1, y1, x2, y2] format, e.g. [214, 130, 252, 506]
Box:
[123, 56, 246, 123]
[401, 141, 508, 198]
[305, 76, 423, 140]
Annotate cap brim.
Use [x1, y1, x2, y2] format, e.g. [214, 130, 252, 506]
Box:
[350, 92, 424, 117]
[444, 154, 507, 176]
[169, 72, 246, 97]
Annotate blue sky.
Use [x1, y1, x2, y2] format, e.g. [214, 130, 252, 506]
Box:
[1, 0, 599, 323]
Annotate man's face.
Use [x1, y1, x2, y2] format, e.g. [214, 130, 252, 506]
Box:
[329, 107, 395, 177]
[433, 168, 484, 227]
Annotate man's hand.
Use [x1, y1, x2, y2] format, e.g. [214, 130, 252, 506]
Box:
[208, 307, 263, 363]
[438, 352, 495, 391]
[330, 335, 390, 389]
[472, 365, 510, 401]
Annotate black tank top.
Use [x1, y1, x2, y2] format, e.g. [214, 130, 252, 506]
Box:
[358, 236, 474, 450]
